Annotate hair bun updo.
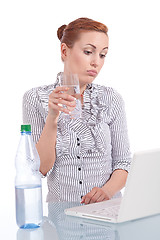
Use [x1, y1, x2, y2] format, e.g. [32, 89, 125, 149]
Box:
[57, 24, 67, 41]
[56, 18, 108, 48]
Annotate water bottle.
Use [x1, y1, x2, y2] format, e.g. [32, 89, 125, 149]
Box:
[15, 125, 43, 229]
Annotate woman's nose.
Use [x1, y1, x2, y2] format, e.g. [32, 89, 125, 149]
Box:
[90, 61, 98, 68]
[90, 54, 99, 68]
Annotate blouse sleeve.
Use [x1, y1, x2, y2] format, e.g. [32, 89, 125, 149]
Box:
[22, 86, 56, 178]
[109, 89, 132, 172]
[22, 88, 45, 144]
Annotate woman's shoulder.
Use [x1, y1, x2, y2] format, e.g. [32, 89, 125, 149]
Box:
[23, 84, 55, 102]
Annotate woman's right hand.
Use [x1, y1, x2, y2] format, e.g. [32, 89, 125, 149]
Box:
[48, 86, 76, 120]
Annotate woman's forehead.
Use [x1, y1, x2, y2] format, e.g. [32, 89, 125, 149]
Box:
[74, 31, 109, 48]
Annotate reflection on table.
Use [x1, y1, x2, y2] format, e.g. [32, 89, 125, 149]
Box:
[17, 227, 44, 240]
[17, 201, 160, 240]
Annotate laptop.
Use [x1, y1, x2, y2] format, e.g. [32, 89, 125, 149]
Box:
[65, 149, 160, 223]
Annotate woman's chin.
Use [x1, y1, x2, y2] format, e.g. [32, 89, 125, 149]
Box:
[79, 75, 97, 85]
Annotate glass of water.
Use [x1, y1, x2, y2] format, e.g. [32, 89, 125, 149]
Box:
[60, 73, 82, 119]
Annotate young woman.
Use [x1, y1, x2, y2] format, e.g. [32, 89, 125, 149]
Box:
[23, 17, 131, 204]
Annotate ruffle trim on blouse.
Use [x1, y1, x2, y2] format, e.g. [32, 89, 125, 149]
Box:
[55, 73, 112, 156]
[82, 82, 111, 126]
[37, 72, 113, 156]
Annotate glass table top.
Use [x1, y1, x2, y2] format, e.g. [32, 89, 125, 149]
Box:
[2, 200, 160, 240]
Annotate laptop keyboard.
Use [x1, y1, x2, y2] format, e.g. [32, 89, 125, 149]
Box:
[90, 205, 120, 218]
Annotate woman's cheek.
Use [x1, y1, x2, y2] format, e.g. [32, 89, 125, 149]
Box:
[73, 52, 86, 65]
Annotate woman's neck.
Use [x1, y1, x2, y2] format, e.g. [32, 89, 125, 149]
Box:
[80, 84, 87, 95]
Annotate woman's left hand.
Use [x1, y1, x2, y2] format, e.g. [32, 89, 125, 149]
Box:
[81, 187, 111, 204]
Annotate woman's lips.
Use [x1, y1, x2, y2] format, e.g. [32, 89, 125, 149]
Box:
[87, 70, 98, 77]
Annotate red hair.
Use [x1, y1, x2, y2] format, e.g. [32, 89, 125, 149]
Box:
[57, 17, 108, 48]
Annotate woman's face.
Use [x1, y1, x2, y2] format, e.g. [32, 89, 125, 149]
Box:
[62, 31, 109, 87]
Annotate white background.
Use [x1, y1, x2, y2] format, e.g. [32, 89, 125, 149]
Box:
[0, 0, 159, 237]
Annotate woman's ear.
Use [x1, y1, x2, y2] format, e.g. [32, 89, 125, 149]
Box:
[61, 43, 69, 61]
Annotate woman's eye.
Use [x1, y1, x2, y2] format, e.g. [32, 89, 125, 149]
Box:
[100, 54, 106, 59]
[84, 50, 92, 55]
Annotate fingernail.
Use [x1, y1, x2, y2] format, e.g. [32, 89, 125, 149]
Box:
[71, 96, 76, 100]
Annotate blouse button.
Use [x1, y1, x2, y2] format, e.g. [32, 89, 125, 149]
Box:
[79, 181, 82, 184]
[77, 137, 80, 141]
[77, 156, 80, 159]
[78, 167, 81, 171]
[77, 143, 80, 146]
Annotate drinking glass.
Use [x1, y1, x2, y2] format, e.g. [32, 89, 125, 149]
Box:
[60, 73, 82, 119]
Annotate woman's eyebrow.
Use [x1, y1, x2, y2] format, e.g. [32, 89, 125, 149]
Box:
[85, 44, 108, 50]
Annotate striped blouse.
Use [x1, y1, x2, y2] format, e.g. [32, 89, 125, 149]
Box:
[23, 72, 131, 202]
